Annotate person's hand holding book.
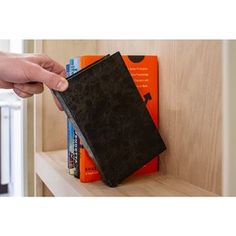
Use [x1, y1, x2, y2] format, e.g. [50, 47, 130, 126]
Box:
[0, 51, 68, 110]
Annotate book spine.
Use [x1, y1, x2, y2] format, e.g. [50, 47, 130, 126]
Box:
[66, 58, 81, 177]
[72, 57, 80, 178]
[66, 64, 70, 170]
[67, 61, 75, 175]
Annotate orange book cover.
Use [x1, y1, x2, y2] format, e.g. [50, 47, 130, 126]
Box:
[80, 54, 159, 183]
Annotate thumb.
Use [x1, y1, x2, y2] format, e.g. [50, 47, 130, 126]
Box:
[26, 62, 68, 91]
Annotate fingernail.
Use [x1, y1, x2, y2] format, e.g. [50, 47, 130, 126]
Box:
[56, 79, 68, 91]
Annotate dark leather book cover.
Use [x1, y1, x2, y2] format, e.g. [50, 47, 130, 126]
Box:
[53, 51, 166, 187]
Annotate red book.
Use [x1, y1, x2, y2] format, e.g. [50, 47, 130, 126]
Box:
[80, 55, 159, 183]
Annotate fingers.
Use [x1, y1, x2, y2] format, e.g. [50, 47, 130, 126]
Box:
[24, 61, 68, 91]
[13, 82, 64, 112]
[14, 82, 44, 95]
[0, 52, 68, 108]
[24, 54, 66, 77]
[13, 88, 32, 98]
[0, 80, 14, 89]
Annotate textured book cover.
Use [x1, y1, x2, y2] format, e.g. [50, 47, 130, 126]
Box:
[54, 52, 166, 187]
[79, 54, 160, 183]
[79, 55, 104, 183]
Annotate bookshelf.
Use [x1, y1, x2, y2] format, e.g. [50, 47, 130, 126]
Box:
[33, 40, 223, 196]
[35, 150, 216, 196]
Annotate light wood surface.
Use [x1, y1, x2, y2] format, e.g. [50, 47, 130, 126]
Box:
[35, 150, 217, 197]
[97, 40, 222, 195]
[23, 41, 36, 196]
[35, 174, 53, 197]
[34, 40, 43, 153]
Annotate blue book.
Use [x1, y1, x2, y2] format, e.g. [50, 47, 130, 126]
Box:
[67, 58, 80, 177]
[66, 64, 70, 76]
[66, 63, 75, 174]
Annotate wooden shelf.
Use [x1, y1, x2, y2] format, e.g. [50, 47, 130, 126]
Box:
[35, 150, 217, 196]
[32, 40, 223, 196]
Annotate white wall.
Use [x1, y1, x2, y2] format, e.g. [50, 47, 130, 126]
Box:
[0, 40, 10, 94]
[0, 40, 10, 52]
[0, 39, 24, 196]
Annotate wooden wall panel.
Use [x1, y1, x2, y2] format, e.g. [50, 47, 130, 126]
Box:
[41, 40, 97, 151]
[96, 40, 222, 194]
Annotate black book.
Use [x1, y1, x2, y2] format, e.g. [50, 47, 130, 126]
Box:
[53, 52, 166, 187]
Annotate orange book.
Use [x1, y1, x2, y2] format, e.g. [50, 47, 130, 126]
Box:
[79, 55, 159, 183]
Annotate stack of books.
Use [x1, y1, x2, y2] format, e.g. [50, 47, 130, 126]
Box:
[62, 52, 165, 187]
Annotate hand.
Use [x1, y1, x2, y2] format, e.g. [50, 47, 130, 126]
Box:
[0, 51, 68, 110]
